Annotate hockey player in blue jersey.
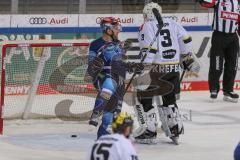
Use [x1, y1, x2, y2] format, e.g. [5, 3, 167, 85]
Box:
[87, 17, 143, 138]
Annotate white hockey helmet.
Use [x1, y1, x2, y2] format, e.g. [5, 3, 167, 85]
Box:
[143, 2, 162, 21]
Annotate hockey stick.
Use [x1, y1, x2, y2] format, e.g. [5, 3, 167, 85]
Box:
[125, 8, 164, 93]
[180, 70, 185, 82]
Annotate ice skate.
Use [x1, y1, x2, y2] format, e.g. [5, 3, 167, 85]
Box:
[169, 124, 184, 145]
[158, 104, 184, 145]
[134, 129, 157, 144]
[89, 110, 102, 127]
[170, 136, 179, 145]
[210, 91, 218, 102]
[223, 92, 239, 103]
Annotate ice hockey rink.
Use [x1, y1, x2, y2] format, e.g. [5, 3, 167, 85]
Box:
[0, 91, 239, 160]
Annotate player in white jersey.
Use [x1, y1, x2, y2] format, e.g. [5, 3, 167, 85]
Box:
[87, 112, 138, 160]
[134, 2, 200, 144]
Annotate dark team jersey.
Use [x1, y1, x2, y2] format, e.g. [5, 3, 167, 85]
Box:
[87, 38, 126, 80]
[88, 37, 107, 64]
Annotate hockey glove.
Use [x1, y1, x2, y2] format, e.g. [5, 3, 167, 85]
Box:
[181, 53, 200, 77]
[87, 56, 104, 79]
[127, 62, 144, 74]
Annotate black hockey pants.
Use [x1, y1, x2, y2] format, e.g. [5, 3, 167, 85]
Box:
[209, 31, 239, 93]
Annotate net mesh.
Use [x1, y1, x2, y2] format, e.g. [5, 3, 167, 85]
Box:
[1, 41, 96, 120]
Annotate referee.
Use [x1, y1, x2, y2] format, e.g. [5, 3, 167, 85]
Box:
[199, 0, 239, 102]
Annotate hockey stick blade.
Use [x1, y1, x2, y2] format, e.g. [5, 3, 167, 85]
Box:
[152, 8, 164, 30]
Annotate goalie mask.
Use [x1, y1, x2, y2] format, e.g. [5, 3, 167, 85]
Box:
[112, 112, 133, 136]
[143, 2, 162, 21]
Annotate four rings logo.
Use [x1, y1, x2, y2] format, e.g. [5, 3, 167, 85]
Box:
[96, 17, 134, 24]
[163, 15, 178, 22]
[96, 17, 104, 24]
[29, 17, 47, 25]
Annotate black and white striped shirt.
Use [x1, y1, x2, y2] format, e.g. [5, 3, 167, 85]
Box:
[213, 0, 239, 33]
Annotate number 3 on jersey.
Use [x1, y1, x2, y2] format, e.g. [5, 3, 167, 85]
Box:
[160, 29, 172, 47]
[91, 143, 113, 160]
[141, 29, 172, 48]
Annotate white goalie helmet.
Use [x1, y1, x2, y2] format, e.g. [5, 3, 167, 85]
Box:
[143, 2, 162, 21]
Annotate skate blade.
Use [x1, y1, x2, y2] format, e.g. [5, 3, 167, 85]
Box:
[210, 98, 217, 103]
[135, 138, 158, 144]
[223, 96, 238, 103]
[170, 137, 179, 145]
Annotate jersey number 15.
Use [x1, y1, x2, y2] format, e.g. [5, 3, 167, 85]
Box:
[91, 143, 113, 160]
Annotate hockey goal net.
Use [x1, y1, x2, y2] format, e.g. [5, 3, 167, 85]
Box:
[0, 40, 113, 134]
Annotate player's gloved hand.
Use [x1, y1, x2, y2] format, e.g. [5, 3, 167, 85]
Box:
[181, 53, 200, 78]
[127, 62, 144, 74]
[87, 56, 104, 78]
[181, 55, 194, 71]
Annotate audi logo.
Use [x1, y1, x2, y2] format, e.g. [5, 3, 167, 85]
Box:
[29, 17, 47, 25]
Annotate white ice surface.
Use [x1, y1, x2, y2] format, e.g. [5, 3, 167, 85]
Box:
[0, 91, 240, 160]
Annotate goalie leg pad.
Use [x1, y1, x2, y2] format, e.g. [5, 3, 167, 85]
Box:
[134, 108, 158, 144]
[145, 108, 158, 133]
[158, 104, 184, 137]
[132, 104, 147, 137]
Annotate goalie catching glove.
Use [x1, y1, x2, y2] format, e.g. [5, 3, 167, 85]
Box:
[181, 53, 201, 77]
